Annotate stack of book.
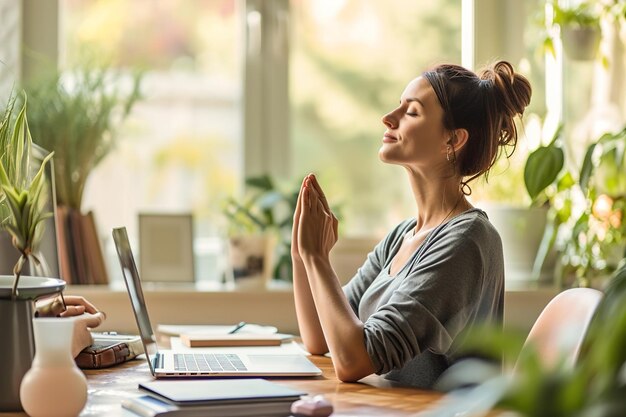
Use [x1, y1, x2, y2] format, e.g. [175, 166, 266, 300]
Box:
[56, 207, 108, 285]
[122, 378, 305, 417]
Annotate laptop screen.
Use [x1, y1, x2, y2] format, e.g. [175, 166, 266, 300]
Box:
[112, 227, 159, 374]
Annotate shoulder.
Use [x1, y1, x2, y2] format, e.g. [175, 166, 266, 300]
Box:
[430, 208, 502, 252]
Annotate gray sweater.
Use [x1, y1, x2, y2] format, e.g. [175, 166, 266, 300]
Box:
[342, 208, 504, 388]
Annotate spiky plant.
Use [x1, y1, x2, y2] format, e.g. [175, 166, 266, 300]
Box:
[0, 94, 54, 299]
[24, 66, 141, 211]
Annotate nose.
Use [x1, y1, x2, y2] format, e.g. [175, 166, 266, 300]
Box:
[381, 110, 397, 129]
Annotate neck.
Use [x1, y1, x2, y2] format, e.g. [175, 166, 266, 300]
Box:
[405, 167, 467, 231]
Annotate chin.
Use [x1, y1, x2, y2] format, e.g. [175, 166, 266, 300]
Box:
[378, 148, 397, 164]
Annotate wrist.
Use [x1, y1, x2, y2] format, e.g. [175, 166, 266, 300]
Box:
[301, 253, 331, 269]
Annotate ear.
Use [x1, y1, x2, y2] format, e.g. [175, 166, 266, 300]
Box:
[448, 128, 469, 153]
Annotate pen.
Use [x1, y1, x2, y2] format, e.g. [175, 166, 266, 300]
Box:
[228, 321, 247, 334]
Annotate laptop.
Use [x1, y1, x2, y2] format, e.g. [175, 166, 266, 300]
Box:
[112, 227, 322, 378]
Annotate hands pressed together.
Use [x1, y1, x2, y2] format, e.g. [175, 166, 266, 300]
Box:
[291, 174, 339, 264]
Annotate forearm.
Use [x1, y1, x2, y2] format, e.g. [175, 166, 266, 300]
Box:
[292, 255, 328, 354]
[303, 254, 375, 382]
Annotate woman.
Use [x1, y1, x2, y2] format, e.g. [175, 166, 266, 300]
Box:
[292, 61, 531, 388]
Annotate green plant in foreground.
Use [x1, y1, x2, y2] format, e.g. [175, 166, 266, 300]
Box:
[428, 259, 626, 417]
[0, 94, 54, 298]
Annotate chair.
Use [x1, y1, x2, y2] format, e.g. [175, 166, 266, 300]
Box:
[517, 287, 603, 370]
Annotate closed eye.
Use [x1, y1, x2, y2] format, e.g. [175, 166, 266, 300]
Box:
[405, 112, 418, 117]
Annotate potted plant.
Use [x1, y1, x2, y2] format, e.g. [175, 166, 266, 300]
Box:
[525, 124, 626, 288]
[0, 93, 66, 411]
[23, 65, 142, 285]
[546, 0, 602, 61]
[222, 175, 299, 287]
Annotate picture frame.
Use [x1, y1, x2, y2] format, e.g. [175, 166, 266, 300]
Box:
[138, 213, 195, 283]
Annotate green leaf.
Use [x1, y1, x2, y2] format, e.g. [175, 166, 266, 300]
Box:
[524, 144, 565, 201]
[0, 159, 10, 188]
[3, 223, 25, 249]
[3, 186, 24, 227]
[246, 175, 274, 191]
[580, 143, 598, 192]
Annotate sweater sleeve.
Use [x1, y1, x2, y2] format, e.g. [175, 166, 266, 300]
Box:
[363, 220, 496, 375]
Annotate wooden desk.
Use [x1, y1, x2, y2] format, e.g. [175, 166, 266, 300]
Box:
[1, 355, 444, 417]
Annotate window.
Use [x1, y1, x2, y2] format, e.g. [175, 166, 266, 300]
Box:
[60, 0, 242, 280]
[290, 0, 462, 236]
[57, 0, 463, 281]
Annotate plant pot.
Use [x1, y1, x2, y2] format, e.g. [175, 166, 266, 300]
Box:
[0, 276, 66, 411]
[482, 205, 555, 285]
[227, 234, 276, 290]
[561, 25, 601, 61]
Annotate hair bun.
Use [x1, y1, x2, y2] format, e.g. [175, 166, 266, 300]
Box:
[479, 61, 531, 118]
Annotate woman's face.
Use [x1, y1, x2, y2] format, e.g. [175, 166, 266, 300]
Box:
[378, 76, 449, 169]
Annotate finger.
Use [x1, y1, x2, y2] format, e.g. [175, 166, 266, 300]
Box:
[63, 295, 99, 314]
[316, 197, 325, 215]
[332, 213, 339, 239]
[59, 305, 86, 317]
[293, 178, 305, 223]
[310, 175, 331, 213]
[295, 176, 307, 211]
[303, 183, 311, 209]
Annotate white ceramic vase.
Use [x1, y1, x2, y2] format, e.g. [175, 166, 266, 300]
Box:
[20, 317, 88, 417]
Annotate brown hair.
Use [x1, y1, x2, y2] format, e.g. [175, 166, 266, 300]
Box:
[422, 61, 531, 194]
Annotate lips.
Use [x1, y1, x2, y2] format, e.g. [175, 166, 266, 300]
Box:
[383, 133, 398, 143]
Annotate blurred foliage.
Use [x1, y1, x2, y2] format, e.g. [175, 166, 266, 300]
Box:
[151, 134, 238, 226]
[23, 65, 142, 211]
[525, 125, 626, 287]
[222, 174, 341, 281]
[426, 259, 626, 417]
[63, 0, 238, 76]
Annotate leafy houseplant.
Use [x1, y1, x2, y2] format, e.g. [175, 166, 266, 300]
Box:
[545, 0, 602, 61]
[0, 93, 66, 412]
[222, 175, 299, 282]
[525, 125, 626, 287]
[0, 95, 54, 298]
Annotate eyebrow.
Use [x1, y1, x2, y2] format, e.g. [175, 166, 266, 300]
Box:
[403, 97, 425, 108]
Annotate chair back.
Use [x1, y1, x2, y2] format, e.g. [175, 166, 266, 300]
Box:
[517, 287, 603, 370]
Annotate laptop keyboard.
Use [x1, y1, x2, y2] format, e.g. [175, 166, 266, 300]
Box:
[173, 353, 248, 372]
